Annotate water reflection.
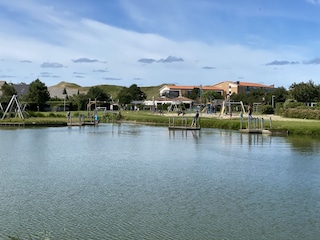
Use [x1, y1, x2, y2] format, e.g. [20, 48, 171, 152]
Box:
[286, 135, 320, 154]
[168, 129, 201, 140]
[1, 125, 320, 239]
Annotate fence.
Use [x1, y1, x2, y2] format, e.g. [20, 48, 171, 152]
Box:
[240, 116, 272, 130]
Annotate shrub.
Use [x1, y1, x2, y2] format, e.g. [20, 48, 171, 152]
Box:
[260, 105, 274, 114]
[282, 108, 320, 119]
[27, 111, 45, 117]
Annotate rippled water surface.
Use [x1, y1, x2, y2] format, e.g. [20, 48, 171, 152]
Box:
[1, 124, 320, 239]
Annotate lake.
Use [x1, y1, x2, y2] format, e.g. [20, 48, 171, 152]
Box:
[0, 123, 320, 239]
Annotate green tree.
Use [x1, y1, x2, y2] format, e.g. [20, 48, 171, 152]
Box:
[117, 87, 131, 104]
[24, 79, 50, 110]
[87, 86, 110, 101]
[117, 84, 146, 104]
[231, 93, 248, 104]
[189, 88, 201, 101]
[202, 90, 224, 101]
[0, 83, 17, 102]
[69, 94, 88, 111]
[266, 87, 288, 104]
[289, 80, 318, 103]
[128, 84, 147, 100]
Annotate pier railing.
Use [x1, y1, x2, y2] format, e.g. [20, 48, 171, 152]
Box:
[240, 116, 272, 130]
[168, 117, 200, 129]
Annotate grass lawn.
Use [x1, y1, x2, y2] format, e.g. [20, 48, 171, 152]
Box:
[1, 110, 320, 136]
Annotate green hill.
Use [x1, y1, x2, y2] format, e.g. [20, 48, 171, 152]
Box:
[51, 82, 164, 100]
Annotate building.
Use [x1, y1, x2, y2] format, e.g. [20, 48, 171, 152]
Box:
[211, 81, 275, 97]
[159, 85, 223, 98]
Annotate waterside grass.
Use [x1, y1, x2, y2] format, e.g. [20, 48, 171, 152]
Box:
[120, 111, 320, 136]
[1, 110, 320, 136]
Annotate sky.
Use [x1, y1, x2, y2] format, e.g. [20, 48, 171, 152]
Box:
[1, 0, 320, 89]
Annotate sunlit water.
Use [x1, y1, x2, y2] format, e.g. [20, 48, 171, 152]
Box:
[0, 123, 320, 239]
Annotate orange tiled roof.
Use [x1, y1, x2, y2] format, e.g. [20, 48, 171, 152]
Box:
[237, 81, 274, 88]
[166, 85, 221, 91]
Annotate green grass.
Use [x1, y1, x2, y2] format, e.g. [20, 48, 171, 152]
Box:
[120, 111, 320, 136]
[271, 120, 320, 135]
[2, 110, 320, 136]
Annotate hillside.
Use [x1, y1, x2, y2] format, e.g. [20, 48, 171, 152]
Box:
[50, 82, 165, 100]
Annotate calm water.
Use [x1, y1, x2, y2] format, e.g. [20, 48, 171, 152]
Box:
[0, 123, 320, 239]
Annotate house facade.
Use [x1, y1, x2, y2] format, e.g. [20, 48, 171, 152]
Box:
[211, 81, 275, 97]
[159, 85, 224, 98]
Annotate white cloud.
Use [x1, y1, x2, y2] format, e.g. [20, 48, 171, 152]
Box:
[0, 0, 319, 89]
[306, 0, 320, 5]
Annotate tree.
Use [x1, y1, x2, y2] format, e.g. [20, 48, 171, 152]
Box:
[24, 79, 50, 110]
[117, 84, 146, 105]
[128, 84, 147, 100]
[289, 80, 318, 103]
[117, 87, 131, 105]
[0, 83, 17, 102]
[202, 90, 224, 101]
[189, 88, 201, 101]
[267, 87, 288, 104]
[69, 94, 88, 111]
[87, 86, 110, 101]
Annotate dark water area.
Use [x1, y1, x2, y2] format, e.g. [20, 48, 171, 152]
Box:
[0, 124, 320, 239]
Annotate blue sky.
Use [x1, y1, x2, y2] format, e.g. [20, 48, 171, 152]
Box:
[1, 0, 320, 89]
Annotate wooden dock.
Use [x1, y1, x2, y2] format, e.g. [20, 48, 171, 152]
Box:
[168, 126, 201, 131]
[0, 122, 25, 127]
[168, 116, 200, 130]
[239, 128, 272, 134]
[67, 121, 97, 126]
[240, 117, 272, 134]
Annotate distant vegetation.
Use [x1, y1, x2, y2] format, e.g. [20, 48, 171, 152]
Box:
[2, 79, 320, 120]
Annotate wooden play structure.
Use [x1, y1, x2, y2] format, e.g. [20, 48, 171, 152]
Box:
[220, 101, 246, 117]
[1, 95, 28, 120]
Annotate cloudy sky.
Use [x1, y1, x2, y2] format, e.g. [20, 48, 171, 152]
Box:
[1, 0, 320, 88]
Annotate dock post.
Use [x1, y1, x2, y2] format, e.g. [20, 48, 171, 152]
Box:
[261, 118, 264, 130]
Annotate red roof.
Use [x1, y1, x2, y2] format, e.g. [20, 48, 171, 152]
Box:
[237, 81, 274, 88]
[165, 85, 221, 91]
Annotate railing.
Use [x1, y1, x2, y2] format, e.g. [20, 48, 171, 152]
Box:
[168, 117, 200, 129]
[240, 116, 272, 130]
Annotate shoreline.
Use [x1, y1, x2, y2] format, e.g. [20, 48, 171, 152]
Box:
[1, 112, 320, 136]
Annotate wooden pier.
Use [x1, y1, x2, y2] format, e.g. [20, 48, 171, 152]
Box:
[0, 122, 25, 127]
[67, 121, 97, 126]
[239, 116, 272, 134]
[168, 116, 200, 131]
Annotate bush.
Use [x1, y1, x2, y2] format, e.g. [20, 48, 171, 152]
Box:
[260, 105, 274, 114]
[284, 100, 306, 109]
[282, 108, 320, 120]
[27, 111, 45, 117]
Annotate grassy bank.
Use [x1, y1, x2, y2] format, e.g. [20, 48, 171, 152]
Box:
[120, 111, 320, 136]
[1, 110, 320, 136]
